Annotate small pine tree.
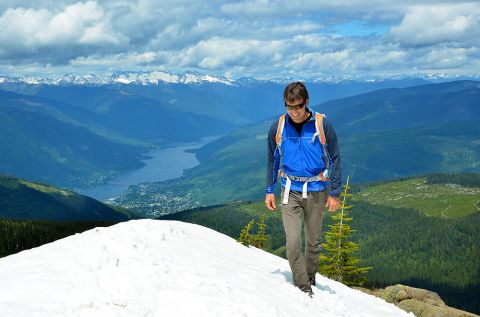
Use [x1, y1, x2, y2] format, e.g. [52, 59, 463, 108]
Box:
[238, 219, 255, 247]
[252, 214, 267, 249]
[319, 176, 372, 287]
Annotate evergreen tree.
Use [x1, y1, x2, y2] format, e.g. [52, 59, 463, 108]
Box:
[319, 176, 372, 287]
[252, 214, 267, 249]
[238, 219, 255, 247]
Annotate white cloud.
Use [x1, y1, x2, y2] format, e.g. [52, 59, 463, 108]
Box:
[0, 1, 125, 57]
[79, 22, 122, 44]
[168, 37, 285, 70]
[0, 0, 479, 78]
[389, 3, 480, 47]
[417, 47, 477, 69]
[71, 51, 158, 67]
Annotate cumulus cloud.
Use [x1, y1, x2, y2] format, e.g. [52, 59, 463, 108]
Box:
[389, 3, 480, 47]
[0, 1, 126, 61]
[0, 0, 479, 78]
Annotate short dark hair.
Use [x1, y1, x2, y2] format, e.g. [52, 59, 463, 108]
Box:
[284, 81, 309, 103]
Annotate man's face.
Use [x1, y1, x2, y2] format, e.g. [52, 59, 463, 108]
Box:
[285, 98, 309, 123]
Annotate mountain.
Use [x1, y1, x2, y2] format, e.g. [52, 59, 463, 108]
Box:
[0, 174, 135, 221]
[0, 90, 148, 188]
[32, 85, 233, 141]
[0, 86, 235, 188]
[324, 80, 480, 134]
[0, 72, 437, 126]
[340, 119, 480, 182]
[113, 80, 480, 213]
[0, 71, 235, 86]
[112, 70, 235, 85]
[0, 219, 413, 317]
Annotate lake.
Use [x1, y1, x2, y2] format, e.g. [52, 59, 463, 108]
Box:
[78, 136, 219, 201]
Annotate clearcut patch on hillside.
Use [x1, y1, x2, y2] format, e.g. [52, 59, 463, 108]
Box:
[354, 177, 480, 218]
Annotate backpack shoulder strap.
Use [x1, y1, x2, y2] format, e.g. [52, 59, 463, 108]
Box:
[314, 113, 327, 145]
[275, 114, 286, 147]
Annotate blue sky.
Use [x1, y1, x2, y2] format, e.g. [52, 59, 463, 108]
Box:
[0, 0, 479, 79]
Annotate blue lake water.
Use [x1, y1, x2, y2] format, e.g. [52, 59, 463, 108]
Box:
[78, 136, 218, 201]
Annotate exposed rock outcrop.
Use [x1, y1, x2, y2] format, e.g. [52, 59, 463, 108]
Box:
[357, 284, 479, 317]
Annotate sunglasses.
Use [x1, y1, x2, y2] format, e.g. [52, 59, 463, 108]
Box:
[285, 101, 307, 111]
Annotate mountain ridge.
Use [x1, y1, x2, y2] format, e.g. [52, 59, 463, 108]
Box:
[113, 80, 480, 213]
[1, 70, 479, 86]
[0, 173, 136, 221]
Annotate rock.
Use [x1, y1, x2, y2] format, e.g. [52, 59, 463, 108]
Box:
[398, 299, 478, 317]
[379, 284, 445, 306]
[357, 284, 479, 317]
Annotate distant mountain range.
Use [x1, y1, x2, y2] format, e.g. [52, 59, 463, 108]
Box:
[0, 71, 235, 86]
[1, 70, 478, 86]
[113, 80, 480, 215]
[1, 73, 454, 190]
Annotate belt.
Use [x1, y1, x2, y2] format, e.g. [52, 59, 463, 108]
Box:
[279, 169, 329, 204]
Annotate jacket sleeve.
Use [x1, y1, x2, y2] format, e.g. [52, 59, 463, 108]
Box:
[323, 117, 342, 197]
[265, 120, 279, 194]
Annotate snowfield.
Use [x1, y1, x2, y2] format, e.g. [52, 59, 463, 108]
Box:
[0, 220, 414, 317]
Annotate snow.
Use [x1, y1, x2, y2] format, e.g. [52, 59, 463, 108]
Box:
[0, 220, 413, 317]
[114, 71, 180, 85]
[114, 77, 134, 84]
[180, 72, 234, 85]
[145, 71, 180, 83]
[109, 71, 234, 85]
[23, 76, 41, 84]
[2, 71, 479, 87]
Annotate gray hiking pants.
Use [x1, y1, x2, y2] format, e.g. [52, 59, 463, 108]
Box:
[281, 188, 327, 291]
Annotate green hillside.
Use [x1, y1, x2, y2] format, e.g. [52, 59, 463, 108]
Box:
[325, 80, 480, 133]
[0, 88, 232, 189]
[160, 174, 480, 314]
[33, 85, 233, 140]
[115, 118, 480, 216]
[0, 174, 139, 221]
[353, 175, 480, 218]
[113, 81, 480, 216]
[0, 108, 144, 188]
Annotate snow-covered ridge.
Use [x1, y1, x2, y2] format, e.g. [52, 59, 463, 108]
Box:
[112, 70, 234, 86]
[0, 220, 413, 317]
[0, 71, 235, 86]
[0, 71, 478, 87]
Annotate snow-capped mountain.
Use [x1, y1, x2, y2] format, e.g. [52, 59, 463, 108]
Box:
[1, 71, 478, 87]
[0, 74, 110, 86]
[112, 70, 235, 85]
[0, 71, 235, 86]
[0, 220, 413, 317]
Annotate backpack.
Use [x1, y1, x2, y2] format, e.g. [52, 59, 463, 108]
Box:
[274, 112, 331, 203]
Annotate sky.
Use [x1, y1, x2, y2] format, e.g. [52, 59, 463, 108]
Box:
[0, 219, 414, 316]
[0, 0, 479, 79]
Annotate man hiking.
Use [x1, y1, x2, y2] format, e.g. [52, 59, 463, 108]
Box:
[265, 81, 342, 296]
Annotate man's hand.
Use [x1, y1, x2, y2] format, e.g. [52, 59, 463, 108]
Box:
[325, 196, 340, 212]
[265, 194, 276, 211]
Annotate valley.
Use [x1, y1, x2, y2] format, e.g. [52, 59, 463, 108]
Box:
[1, 76, 479, 314]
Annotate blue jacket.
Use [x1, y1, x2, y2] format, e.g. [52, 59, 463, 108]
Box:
[265, 109, 342, 197]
